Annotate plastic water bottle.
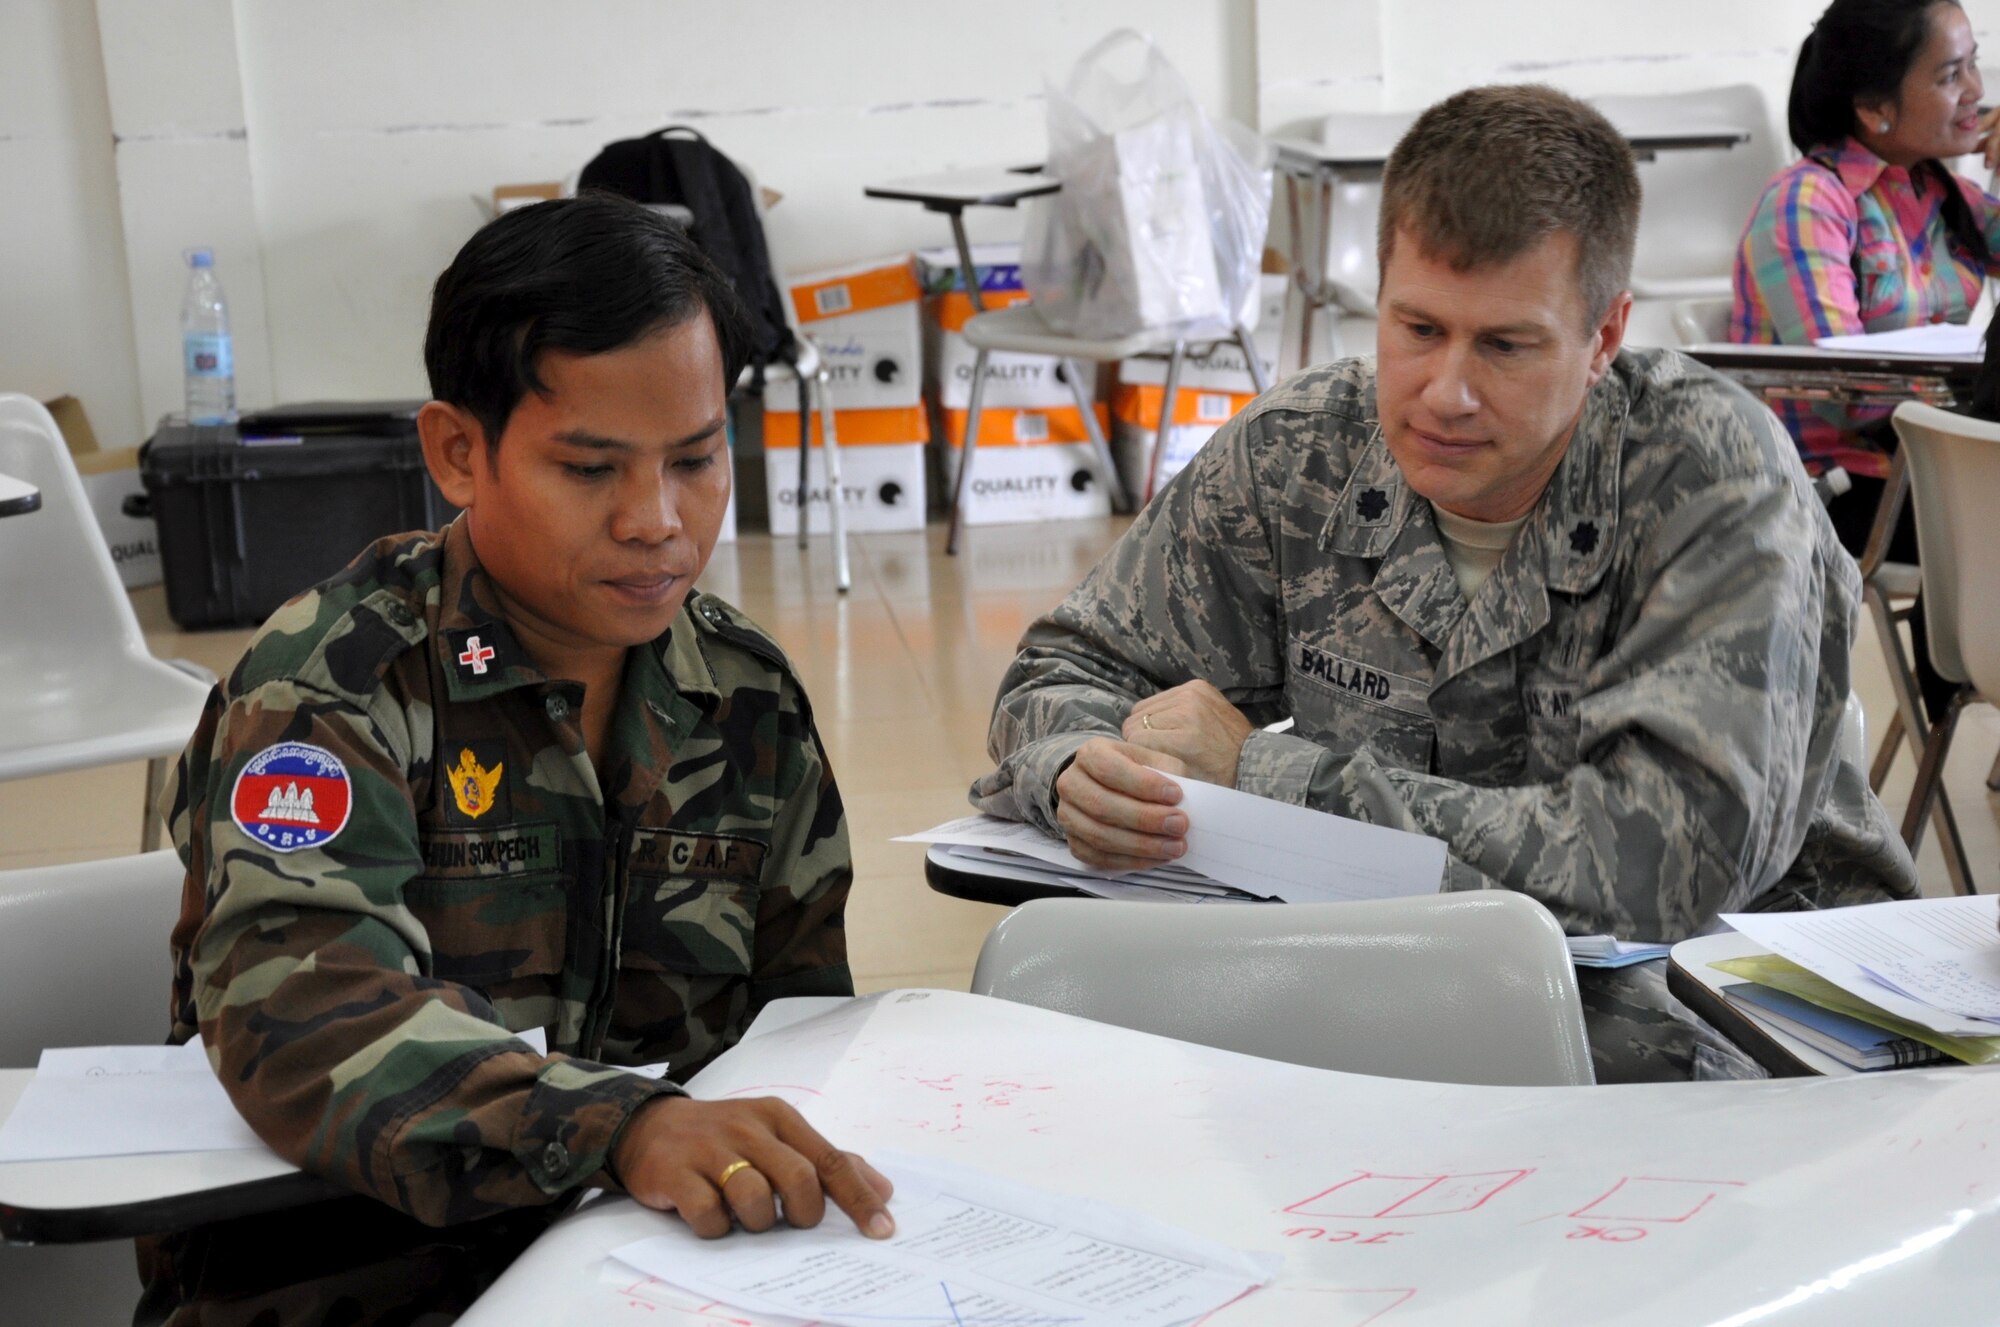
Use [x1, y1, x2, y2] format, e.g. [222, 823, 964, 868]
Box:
[182, 248, 236, 425]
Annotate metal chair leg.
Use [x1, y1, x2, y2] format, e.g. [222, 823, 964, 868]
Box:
[946, 348, 991, 557]
[1867, 587, 1933, 773]
[1870, 710, 1903, 793]
[815, 367, 851, 595]
[1901, 687, 1975, 893]
[1146, 340, 1188, 506]
[1065, 359, 1129, 514]
[1233, 322, 1271, 395]
[1930, 788, 1979, 896]
[142, 755, 167, 852]
[794, 377, 811, 551]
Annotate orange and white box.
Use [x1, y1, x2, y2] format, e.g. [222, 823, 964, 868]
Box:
[762, 403, 928, 535]
[1109, 383, 1255, 499]
[1115, 273, 1289, 392]
[919, 245, 1076, 410]
[784, 257, 924, 410]
[937, 403, 1114, 526]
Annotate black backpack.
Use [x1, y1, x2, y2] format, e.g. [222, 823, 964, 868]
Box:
[579, 126, 799, 387]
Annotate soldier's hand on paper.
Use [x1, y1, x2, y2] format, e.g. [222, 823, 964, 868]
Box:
[611, 1095, 895, 1240]
[1123, 680, 1255, 787]
[1055, 737, 1190, 871]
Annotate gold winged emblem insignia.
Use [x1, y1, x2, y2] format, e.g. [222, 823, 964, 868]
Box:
[447, 747, 503, 819]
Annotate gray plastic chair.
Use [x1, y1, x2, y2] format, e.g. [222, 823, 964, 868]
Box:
[1670, 296, 1731, 346]
[0, 850, 182, 1068]
[1590, 85, 1783, 301]
[1892, 400, 2000, 890]
[972, 892, 1594, 1086]
[0, 850, 183, 1324]
[0, 395, 212, 849]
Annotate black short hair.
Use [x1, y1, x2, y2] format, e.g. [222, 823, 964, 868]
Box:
[424, 191, 752, 446]
[1788, 1, 1988, 268]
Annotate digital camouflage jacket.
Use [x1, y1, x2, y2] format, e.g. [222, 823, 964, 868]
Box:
[162, 519, 852, 1226]
[972, 350, 1916, 1077]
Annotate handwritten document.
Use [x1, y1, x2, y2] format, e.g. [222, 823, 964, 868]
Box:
[1722, 895, 2000, 1037]
[608, 1149, 1279, 1327]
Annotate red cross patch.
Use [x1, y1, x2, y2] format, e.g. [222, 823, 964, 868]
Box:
[457, 635, 496, 675]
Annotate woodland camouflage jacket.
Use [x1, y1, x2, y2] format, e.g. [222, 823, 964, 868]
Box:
[162, 519, 852, 1226]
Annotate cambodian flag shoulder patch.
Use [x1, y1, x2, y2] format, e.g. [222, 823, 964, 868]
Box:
[230, 741, 354, 853]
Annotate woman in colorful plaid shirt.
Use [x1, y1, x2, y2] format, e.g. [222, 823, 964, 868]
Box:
[1733, 0, 2000, 719]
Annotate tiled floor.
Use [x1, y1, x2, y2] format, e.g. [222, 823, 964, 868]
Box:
[4, 516, 1996, 996]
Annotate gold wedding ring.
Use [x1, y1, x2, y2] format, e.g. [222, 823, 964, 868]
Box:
[717, 1159, 755, 1187]
[1141, 713, 1156, 730]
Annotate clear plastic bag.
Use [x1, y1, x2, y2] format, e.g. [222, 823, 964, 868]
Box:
[1024, 30, 1273, 342]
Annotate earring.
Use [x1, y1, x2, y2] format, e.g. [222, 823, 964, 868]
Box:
[1879, 120, 1892, 132]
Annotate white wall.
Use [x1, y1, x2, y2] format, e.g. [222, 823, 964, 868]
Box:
[0, 0, 142, 447]
[8, 0, 2000, 436]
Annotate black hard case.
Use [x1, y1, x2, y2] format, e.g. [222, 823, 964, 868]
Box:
[140, 401, 455, 629]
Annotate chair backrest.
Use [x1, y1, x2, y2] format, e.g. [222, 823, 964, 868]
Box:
[1314, 110, 1418, 312]
[0, 851, 184, 1067]
[972, 892, 1595, 1086]
[1590, 85, 1785, 285]
[1892, 401, 2000, 696]
[1672, 296, 1733, 346]
[0, 395, 151, 664]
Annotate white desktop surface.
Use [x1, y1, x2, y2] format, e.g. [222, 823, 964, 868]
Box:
[0, 1067, 306, 1237]
[863, 167, 1057, 207]
[462, 989, 2000, 1326]
[1683, 339, 1983, 366]
[0, 471, 39, 516]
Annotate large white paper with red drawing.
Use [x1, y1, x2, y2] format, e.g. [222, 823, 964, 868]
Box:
[462, 990, 2000, 1326]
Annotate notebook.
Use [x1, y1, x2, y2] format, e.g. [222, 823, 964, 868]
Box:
[1723, 982, 1946, 1071]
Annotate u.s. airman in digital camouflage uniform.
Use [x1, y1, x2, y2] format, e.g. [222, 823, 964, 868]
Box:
[139, 193, 892, 1325]
[971, 86, 1918, 1084]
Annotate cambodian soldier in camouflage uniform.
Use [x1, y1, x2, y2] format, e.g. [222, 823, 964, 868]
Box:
[972, 86, 1917, 1085]
[140, 194, 891, 1324]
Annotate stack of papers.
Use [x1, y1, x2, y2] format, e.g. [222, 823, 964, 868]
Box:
[902, 799, 1674, 971]
[1721, 896, 2000, 1039]
[608, 1150, 1279, 1327]
[899, 775, 1447, 906]
[1565, 935, 1671, 969]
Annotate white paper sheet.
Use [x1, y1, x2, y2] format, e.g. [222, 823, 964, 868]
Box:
[0, 1026, 554, 1164]
[1721, 896, 2000, 1036]
[607, 1149, 1279, 1327]
[1166, 775, 1446, 903]
[0, 1042, 262, 1162]
[1813, 322, 1985, 356]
